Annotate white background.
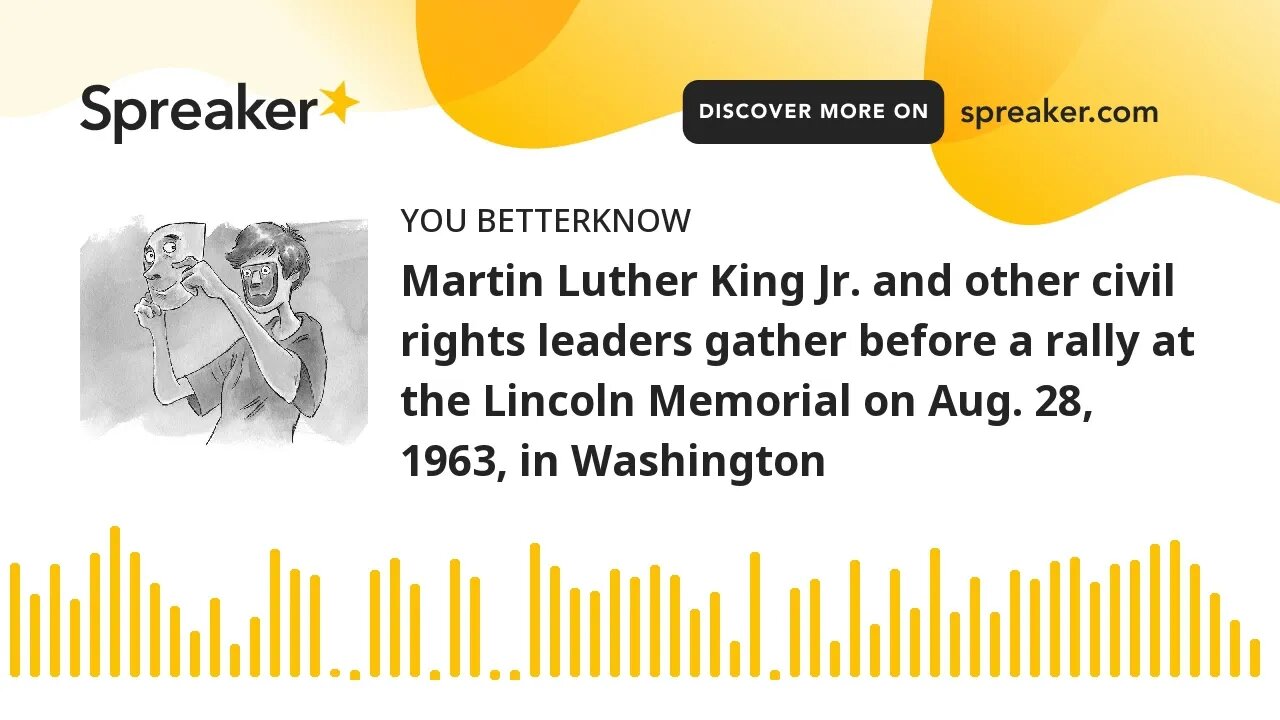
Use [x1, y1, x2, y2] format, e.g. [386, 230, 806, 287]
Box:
[0, 70, 1276, 717]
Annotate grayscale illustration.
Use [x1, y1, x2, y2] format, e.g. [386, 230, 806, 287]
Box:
[81, 219, 368, 444]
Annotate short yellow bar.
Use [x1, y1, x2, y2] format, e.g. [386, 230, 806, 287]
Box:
[990, 612, 1000, 677]
[149, 584, 160, 677]
[869, 624, 881, 677]
[169, 606, 180, 677]
[689, 609, 700, 677]
[949, 612, 960, 678]
[909, 608, 921, 677]
[249, 617, 261, 677]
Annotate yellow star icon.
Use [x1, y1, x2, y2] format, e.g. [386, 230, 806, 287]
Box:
[320, 82, 359, 123]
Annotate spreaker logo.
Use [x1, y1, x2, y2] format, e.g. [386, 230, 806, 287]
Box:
[80, 81, 359, 144]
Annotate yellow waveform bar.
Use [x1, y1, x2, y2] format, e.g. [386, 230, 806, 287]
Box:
[1009, 570, 1020, 677]
[550, 565, 561, 677]
[671, 575, 681, 677]
[569, 587, 581, 677]
[0, 531, 1265, 682]
[311, 576, 322, 678]
[1029, 579, 1041, 677]
[289, 570, 301, 678]
[889, 570, 900, 678]
[389, 559, 400, 678]
[269, 549, 280, 678]
[148, 584, 160, 677]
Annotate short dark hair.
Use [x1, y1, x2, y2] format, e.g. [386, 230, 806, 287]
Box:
[226, 222, 311, 291]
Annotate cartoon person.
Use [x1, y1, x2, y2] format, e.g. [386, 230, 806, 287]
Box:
[134, 222, 327, 443]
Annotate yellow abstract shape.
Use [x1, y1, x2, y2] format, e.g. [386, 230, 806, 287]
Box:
[417, 0, 581, 104]
[416, 0, 931, 148]
[0, 0, 428, 115]
[928, 0, 1280, 223]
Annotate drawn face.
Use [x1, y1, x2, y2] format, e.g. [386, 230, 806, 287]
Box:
[240, 258, 283, 311]
[143, 222, 205, 310]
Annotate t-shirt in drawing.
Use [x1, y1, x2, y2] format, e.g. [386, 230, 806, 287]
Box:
[185, 313, 326, 443]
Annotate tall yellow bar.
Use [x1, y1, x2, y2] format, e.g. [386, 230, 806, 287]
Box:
[1109, 565, 1120, 677]
[671, 575, 681, 677]
[929, 549, 940, 677]
[609, 569, 620, 678]
[1069, 557, 1080, 678]
[289, 570, 301, 677]
[990, 612, 1000, 677]
[710, 591, 721, 678]
[450, 559, 460, 677]
[169, 606, 180, 677]
[969, 578, 980, 677]
[1049, 561, 1060, 677]
[9, 563, 19, 677]
[269, 549, 280, 678]
[810, 579, 820, 678]
[189, 631, 200, 677]
[749, 552, 761, 677]
[788, 587, 800, 677]
[1209, 593, 1220, 677]
[529, 544, 540, 678]
[1189, 564, 1201, 677]
[569, 587, 581, 677]
[210, 598, 222, 678]
[1170, 541, 1180, 677]
[1129, 560, 1140, 677]
[909, 608, 921, 677]
[1030, 579, 1041, 677]
[689, 609, 700, 677]
[89, 553, 100, 678]
[389, 559, 401, 678]
[70, 598, 81, 677]
[550, 565, 561, 677]
[1089, 582, 1100, 677]
[311, 576, 322, 678]
[589, 590, 601, 677]
[649, 565, 659, 678]
[1009, 570, 1020, 677]
[49, 565, 60, 677]
[129, 552, 140, 677]
[849, 560, 861, 677]
[869, 623, 881, 677]
[148, 584, 160, 677]
[110, 527, 120, 678]
[1150, 544, 1160, 677]
[469, 577, 481, 678]
[368, 569, 380, 677]
[249, 617, 261, 677]
[889, 569, 900, 677]
[629, 576, 641, 678]
[29, 594, 40, 677]
[408, 582, 420, 678]
[1229, 620, 1240, 677]
[949, 612, 960, 677]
